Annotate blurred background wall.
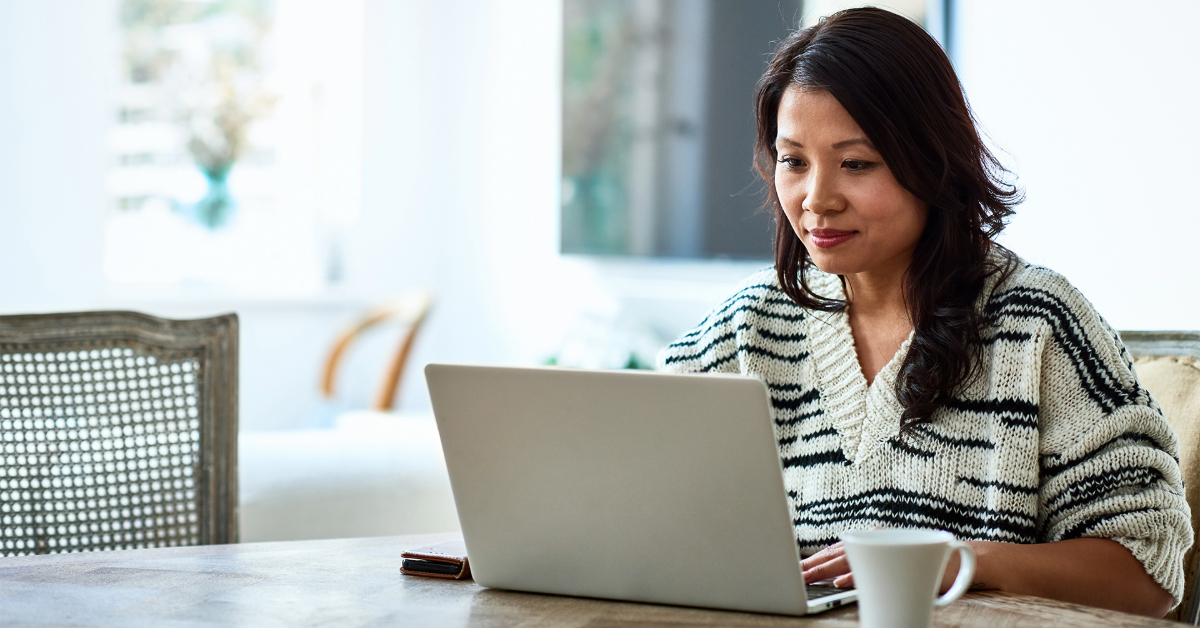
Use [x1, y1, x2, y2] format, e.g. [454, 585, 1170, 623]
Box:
[956, 2, 1200, 330]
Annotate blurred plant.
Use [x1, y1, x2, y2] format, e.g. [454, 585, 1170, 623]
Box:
[560, 0, 639, 254]
[120, 0, 276, 228]
[543, 313, 663, 371]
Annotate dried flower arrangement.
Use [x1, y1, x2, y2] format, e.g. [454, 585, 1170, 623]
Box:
[120, 0, 276, 228]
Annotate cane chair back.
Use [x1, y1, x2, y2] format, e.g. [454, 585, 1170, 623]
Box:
[1122, 331, 1200, 624]
[0, 311, 238, 556]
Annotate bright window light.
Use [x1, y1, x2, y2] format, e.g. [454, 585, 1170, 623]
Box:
[103, 0, 363, 298]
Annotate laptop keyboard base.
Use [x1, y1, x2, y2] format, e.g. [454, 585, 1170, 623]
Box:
[805, 584, 849, 600]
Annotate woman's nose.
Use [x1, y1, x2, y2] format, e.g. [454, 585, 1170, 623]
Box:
[802, 168, 844, 214]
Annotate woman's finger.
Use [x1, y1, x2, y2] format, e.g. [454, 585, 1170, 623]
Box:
[800, 541, 844, 570]
[802, 554, 851, 584]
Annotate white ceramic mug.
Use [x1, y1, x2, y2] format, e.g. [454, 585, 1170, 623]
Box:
[840, 528, 976, 628]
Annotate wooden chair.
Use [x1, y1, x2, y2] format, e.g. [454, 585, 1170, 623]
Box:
[320, 290, 434, 411]
[0, 311, 238, 555]
[1122, 331, 1200, 624]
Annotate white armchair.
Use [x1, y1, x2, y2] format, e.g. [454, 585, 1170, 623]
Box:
[239, 290, 458, 542]
[239, 412, 458, 542]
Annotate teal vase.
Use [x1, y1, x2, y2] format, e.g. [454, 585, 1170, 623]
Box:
[192, 164, 236, 229]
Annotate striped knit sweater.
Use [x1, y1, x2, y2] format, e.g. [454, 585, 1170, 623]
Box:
[657, 257, 1192, 603]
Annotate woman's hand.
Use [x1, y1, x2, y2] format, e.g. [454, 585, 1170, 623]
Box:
[800, 541, 855, 588]
[800, 541, 972, 591]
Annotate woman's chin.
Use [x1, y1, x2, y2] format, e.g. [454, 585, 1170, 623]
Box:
[804, 251, 859, 277]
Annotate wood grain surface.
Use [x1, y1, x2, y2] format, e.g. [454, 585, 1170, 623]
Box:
[0, 533, 1179, 627]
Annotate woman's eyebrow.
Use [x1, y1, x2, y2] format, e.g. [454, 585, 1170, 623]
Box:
[832, 138, 874, 150]
[775, 136, 876, 150]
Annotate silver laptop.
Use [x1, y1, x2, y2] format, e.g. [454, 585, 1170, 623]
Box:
[425, 364, 856, 615]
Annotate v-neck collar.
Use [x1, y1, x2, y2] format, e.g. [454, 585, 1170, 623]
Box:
[806, 271, 912, 465]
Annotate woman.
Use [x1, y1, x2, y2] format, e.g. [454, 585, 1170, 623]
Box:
[657, 8, 1189, 618]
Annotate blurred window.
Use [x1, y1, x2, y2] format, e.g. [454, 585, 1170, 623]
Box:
[105, 0, 363, 297]
[560, 0, 937, 260]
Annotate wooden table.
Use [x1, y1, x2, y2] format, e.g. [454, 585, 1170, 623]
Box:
[0, 533, 1178, 627]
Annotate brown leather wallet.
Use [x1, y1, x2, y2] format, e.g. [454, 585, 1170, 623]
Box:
[400, 538, 472, 580]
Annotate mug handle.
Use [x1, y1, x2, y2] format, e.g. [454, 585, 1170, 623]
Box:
[934, 540, 976, 607]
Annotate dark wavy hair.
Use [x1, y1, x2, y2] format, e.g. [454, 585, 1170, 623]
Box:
[753, 8, 1021, 427]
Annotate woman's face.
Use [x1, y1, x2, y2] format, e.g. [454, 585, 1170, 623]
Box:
[774, 86, 927, 284]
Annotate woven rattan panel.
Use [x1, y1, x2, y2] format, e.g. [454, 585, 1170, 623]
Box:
[0, 345, 204, 556]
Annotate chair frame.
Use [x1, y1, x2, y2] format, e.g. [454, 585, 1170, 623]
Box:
[0, 311, 239, 546]
[1120, 330, 1200, 624]
[1121, 331, 1200, 361]
[320, 291, 434, 412]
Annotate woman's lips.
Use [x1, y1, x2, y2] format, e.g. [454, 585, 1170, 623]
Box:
[807, 228, 857, 248]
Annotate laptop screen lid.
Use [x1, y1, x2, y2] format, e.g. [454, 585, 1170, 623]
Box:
[426, 364, 817, 615]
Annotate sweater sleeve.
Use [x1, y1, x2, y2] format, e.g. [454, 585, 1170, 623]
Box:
[1028, 273, 1192, 605]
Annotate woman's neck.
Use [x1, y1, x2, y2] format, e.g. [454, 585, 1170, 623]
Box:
[843, 266, 913, 385]
[843, 265, 908, 319]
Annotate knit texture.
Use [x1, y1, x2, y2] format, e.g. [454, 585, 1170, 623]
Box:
[657, 258, 1192, 604]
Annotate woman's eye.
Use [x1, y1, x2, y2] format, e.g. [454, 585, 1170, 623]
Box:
[843, 160, 872, 171]
[777, 157, 805, 169]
